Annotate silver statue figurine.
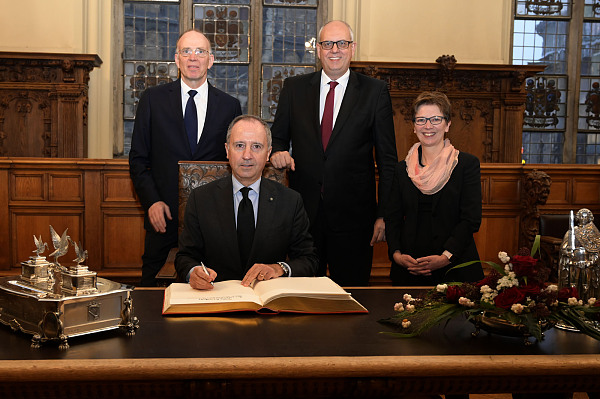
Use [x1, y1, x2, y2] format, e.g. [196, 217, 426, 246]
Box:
[559, 209, 600, 301]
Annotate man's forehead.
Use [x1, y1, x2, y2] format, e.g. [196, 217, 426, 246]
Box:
[179, 32, 209, 47]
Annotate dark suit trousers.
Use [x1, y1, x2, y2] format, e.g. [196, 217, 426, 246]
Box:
[140, 224, 178, 287]
[312, 199, 373, 287]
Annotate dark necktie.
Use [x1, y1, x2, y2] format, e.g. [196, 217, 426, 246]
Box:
[321, 81, 339, 150]
[237, 187, 255, 267]
[184, 90, 198, 154]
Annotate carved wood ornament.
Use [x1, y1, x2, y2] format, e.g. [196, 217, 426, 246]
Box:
[0, 52, 101, 157]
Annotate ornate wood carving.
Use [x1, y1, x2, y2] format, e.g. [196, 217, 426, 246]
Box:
[0, 52, 102, 157]
[519, 169, 552, 249]
[351, 59, 545, 163]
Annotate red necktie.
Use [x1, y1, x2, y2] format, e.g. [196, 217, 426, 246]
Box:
[321, 81, 338, 150]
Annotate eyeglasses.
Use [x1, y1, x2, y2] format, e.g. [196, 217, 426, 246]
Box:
[413, 116, 446, 126]
[318, 40, 353, 50]
[178, 48, 211, 58]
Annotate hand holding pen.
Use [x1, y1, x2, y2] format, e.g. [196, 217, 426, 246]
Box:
[189, 262, 216, 290]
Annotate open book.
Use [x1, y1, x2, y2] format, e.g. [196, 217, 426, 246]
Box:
[162, 277, 368, 315]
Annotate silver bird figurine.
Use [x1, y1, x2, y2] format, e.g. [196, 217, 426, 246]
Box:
[69, 238, 88, 266]
[48, 225, 70, 266]
[33, 235, 49, 257]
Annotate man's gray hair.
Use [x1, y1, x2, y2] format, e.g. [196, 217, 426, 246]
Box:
[226, 115, 272, 148]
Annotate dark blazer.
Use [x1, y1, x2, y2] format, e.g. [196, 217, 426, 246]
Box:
[129, 79, 242, 230]
[271, 70, 397, 232]
[385, 152, 483, 284]
[175, 177, 318, 282]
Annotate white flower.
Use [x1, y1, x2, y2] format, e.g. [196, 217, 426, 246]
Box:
[403, 293, 413, 302]
[511, 303, 524, 314]
[545, 285, 558, 293]
[436, 284, 448, 293]
[588, 298, 597, 306]
[394, 302, 404, 312]
[405, 303, 416, 313]
[568, 297, 583, 306]
[458, 297, 475, 307]
[401, 319, 411, 328]
[480, 285, 498, 304]
[498, 251, 510, 264]
[497, 273, 519, 290]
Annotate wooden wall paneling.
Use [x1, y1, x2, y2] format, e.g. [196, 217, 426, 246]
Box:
[0, 160, 9, 270]
[82, 162, 103, 271]
[102, 209, 144, 272]
[1, 159, 600, 285]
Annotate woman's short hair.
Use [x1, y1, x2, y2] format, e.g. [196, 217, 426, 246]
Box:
[412, 91, 452, 122]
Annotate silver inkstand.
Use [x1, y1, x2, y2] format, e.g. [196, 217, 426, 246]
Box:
[0, 226, 139, 349]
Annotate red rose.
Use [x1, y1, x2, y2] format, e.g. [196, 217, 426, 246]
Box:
[494, 286, 526, 309]
[446, 285, 466, 302]
[517, 284, 541, 297]
[558, 286, 579, 300]
[511, 255, 538, 279]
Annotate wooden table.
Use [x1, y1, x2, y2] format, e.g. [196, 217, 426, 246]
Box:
[1, 287, 599, 398]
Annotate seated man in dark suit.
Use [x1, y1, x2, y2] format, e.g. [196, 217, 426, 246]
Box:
[175, 115, 318, 290]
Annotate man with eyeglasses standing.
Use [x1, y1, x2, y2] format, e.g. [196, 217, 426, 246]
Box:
[130, 29, 242, 286]
[270, 20, 397, 286]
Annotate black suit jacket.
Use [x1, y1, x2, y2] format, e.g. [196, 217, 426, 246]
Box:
[271, 70, 397, 232]
[385, 152, 483, 283]
[175, 177, 318, 282]
[129, 79, 242, 230]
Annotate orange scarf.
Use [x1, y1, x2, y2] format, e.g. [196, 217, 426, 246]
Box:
[405, 139, 459, 195]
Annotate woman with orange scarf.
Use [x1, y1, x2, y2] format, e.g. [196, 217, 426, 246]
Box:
[385, 91, 483, 286]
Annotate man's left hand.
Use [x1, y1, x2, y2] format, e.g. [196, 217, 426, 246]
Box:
[241, 263, 284, 286]
[370, 217, 386, 246]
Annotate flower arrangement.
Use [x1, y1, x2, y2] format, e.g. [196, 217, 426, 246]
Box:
[380, 236, 600, 342]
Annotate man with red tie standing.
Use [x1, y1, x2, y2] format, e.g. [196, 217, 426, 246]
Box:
[270, 20, 397, 286]
[129, 29, 241, 286]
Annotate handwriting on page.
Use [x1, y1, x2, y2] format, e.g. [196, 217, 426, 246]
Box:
[196, 295, 244, 302]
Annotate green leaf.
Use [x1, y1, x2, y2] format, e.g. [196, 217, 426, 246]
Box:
[531, 234, 540, 257]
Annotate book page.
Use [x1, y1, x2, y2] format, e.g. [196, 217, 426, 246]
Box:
[166, 281, 262, 305]
[252, 277, 352, 304]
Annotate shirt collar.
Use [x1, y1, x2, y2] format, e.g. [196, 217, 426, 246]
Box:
[232, 175, 261, 195]
[320, 68, 350, 88]
[180, 79, 209, 99]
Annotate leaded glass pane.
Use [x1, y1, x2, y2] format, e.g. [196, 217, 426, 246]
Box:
[123, 61, 178, 120]
[515, 0, 571, 17]
[193, 4, 250, 63]
[581, 21, 600, 75]
[522, 131, 564, 163]
[524, 76, 567, 130]
[208, 65, 249, 113]
[576, 132, 600, 163]
[579, 78, 600, 131]
[123, 1, 179, 61]
[584, 0, 600, 18]
[263, 0, 317, 6]
[261, 64, 315, 121]
[513, 19, 569, 74]
[263, 7, 317, 64]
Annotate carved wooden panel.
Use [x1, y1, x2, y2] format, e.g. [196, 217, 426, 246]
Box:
[0, 52, 101, 157]
[351, 59, 545, 163]
[11, 172, 45, 201]
[103, 173, 138, 202]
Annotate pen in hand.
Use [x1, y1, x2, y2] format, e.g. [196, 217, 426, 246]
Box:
[201, 262, 214, 286]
